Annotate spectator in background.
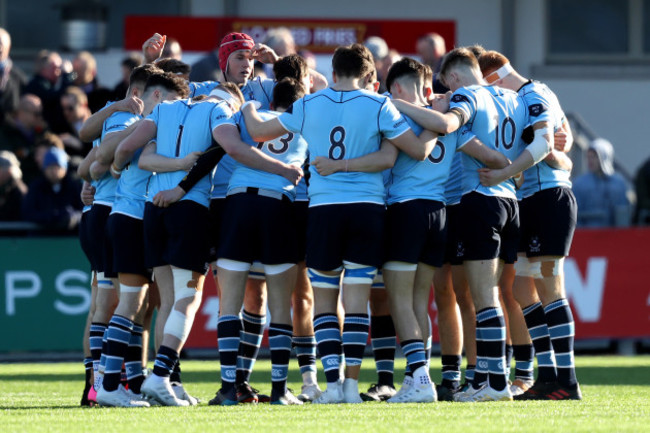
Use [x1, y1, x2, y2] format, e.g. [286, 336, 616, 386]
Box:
[20, 131, 65, 185]
[162, 37, 183, 60]
[113, 53, 143, 100]
[416, 33, 448, 93]
[364, 36, 389, 92]
[572, 138, 634, 227]
[0, 150, 27, 221]
[24, 50, 74, 133]
[264, 27, 296, 57]
[0, 94, 45, 172]
[189, 44, 220, 82]
[378, 49, 402, 93]
[0, 27, 27, 124]
[634, 157, 650, 225]
[22, 147, 82, 234]
[258, 27, 297, 78]
[298, 49, 317, 71]
[59, 86, 92, 157]
[72, 51, 112, 114]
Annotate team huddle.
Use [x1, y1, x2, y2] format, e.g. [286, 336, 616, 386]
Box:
[77, 30, 581, 408]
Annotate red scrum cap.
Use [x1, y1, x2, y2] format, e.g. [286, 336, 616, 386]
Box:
[218, 32, 255, 73]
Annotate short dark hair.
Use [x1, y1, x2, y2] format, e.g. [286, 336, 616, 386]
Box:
[385, 57, 424, 93]
[272, 78, 306, 110]
[122, 53, 143, 70]
[332, 43, 374, 79]
[129, 64, 163, 88]
[144, 72, 189, 99]
[466, 44, 486, 60]
[155, 58, 191, 76]
[273, 54, 309, 81]
[439, 47, 480, 80]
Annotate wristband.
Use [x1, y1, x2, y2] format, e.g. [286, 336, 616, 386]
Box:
[110, 163, 123, 176]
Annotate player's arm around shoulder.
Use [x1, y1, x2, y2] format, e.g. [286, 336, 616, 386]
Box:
[213, 122, 302, 185]
[113, 119, 157, 173]
[312, 139, 398, 176]
[241, 102, 288, 142]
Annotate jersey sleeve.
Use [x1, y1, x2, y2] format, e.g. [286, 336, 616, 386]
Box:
[449, 88, 477, 125]
[209, 101, 236, 132]
[378, 98, 411, 139]
[455, 125, 476, 150]
[278, 97, 305, 134]
[145, 104, 160, 126]
[523, 91, 552, 127]
[103, 112, 136, 135]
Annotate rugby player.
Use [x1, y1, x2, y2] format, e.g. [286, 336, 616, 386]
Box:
[96, 72, 189, 407]
[477, 51, 581, 400]
[241, 43, 437, 404]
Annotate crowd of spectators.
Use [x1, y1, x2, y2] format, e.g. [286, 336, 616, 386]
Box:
[0, 25, 647, 234]
[0, 27, 143, 234]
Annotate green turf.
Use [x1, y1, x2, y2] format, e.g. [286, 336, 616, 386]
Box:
[1, 356, 649, 433]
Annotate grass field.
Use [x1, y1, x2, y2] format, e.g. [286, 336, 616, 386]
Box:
[1, 356, 649, 433]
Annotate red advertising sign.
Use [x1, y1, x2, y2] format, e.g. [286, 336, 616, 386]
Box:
[185, 228, 650, 350]
[124, 16, 456, 54]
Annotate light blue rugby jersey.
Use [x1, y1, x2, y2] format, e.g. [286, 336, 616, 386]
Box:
[205, 76, 277, 199]
[278, 87, 411, 207]
[146, 98, 235, 207]
[108, 112, 148, 219]
[517, 80, 572, 199]
[386, 111, 474, 205]
[444, 151, 464, 206]
[189, 81, 219, 98]
[229, 110, 308, 200]
[294, 176, 308, 201]
[93, 111, 138, 206]
[189, 77, 275, 110]
[210, 154, 235, 199]
[450, 85, 528, 200]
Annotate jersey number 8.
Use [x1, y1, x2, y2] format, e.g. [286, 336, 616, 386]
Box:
[328, 126, 346, 160]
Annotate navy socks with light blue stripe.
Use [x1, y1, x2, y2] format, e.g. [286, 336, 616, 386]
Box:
[103, 315, 134, 392]
[314, 314, 342, 384]
[269, 323, 293, 395]
[523, 301, 557, 383]
[475, 307, 507, 391]
[441, 354, 462, 388]
[218, 315, 243, 392]
[545, 298, 577, 389]
[370, 315, 396, 387]
[236, 310, 266, 384]
[343, 314, 370, 369]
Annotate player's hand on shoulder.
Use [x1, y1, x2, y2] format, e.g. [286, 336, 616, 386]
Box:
[114, 96, 144, 115]
[153, 186, 185, 208]
[312, 156, 340, 176]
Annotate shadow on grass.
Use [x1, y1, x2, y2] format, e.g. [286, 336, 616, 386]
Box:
[1, 364, 647, 387]
[0, 405, 84, 410]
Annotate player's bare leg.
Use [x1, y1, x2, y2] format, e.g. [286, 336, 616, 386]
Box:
[434, 263, 463, 400]
[499, 263, 534, 395]
[292, 262, 321, 402]
[451, 264, 477, 387]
